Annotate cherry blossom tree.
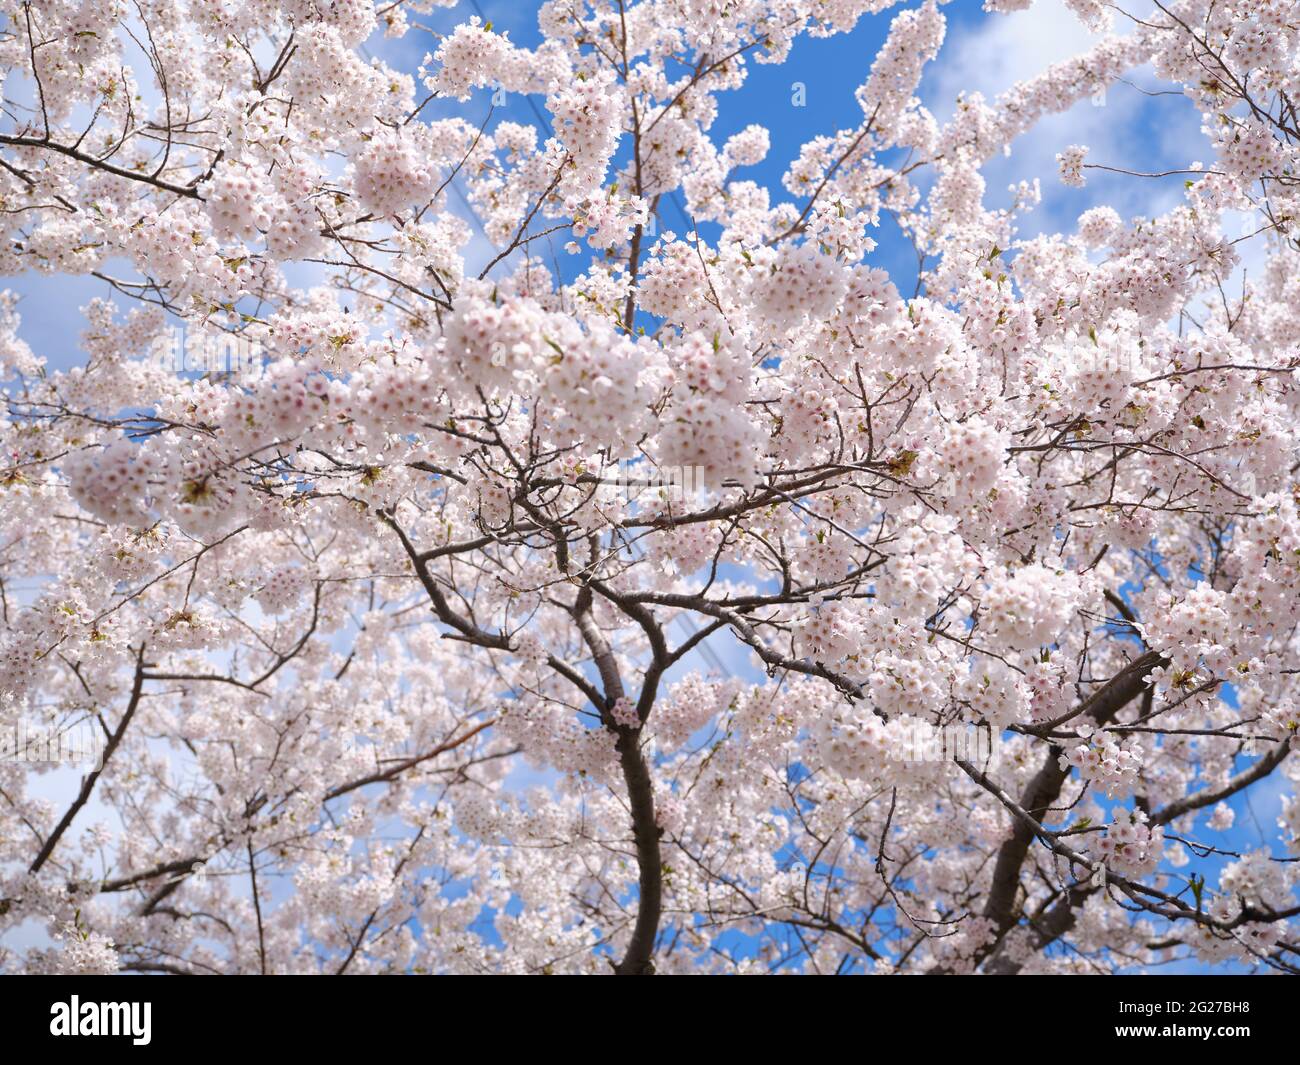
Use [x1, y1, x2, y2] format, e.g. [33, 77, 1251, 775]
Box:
[1, 0, 1299, 975]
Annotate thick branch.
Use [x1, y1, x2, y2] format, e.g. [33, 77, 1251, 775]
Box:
[965, 650, 1166, 966]
[29, 645, 147, 875]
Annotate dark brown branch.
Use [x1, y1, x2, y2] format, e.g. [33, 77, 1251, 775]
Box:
[958, 650, 1166, 969]
[29, 644, 147, 874]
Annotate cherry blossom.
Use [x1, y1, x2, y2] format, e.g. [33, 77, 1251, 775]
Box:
[0, 0, 1297, 978]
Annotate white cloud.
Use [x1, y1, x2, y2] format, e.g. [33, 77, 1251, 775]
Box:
[928, 0, 1108, 113]
[924, 1, 1208, 236]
